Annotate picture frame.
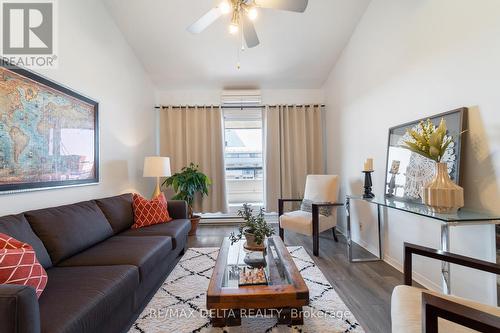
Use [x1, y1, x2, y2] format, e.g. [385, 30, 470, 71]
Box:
[384, 108, 466, 203]
[0, 62, 99, 193]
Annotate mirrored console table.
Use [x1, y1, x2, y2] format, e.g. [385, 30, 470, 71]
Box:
[346, 195, 500, 294]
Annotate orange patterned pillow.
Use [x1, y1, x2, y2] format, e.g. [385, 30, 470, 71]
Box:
[131, 193, 172, 229]
[0, 233, 48, 298]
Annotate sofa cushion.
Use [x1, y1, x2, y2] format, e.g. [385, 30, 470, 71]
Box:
[0, 233, 48, 298]
[0, 214, 52, 268]
[279, 210, 336, 235]
[94, 193, 134, 234]
[119, 218, 190, 250]
[300, 199, 333, 217]
[39, 265, 138, 333]
[131, 193, 172, 229]
[25, 201, 114, 264]
[58, 236, 172, 281]
[391, 285, 500, 333]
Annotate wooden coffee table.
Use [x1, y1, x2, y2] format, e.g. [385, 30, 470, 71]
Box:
[206, 236, 309, 327]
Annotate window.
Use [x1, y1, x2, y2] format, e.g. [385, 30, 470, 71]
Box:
[223, 108, 264, 212]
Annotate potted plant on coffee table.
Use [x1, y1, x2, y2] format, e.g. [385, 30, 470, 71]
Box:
[162, 163, 211, 236]
[229, 203, 275, 251]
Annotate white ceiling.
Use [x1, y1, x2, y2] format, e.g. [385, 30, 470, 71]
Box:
[104, 0, 371, 90]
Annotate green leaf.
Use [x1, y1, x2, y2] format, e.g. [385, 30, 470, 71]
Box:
[401, 117, 453, 163]
[160, 163, 212, 211]
[402, 143, 436, 161]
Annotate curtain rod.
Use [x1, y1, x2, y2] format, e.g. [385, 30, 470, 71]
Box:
[154, 104, 325, 109]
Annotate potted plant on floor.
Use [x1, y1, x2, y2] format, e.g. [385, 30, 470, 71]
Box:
[229, 203, 275, 251]
[162, 163, 211, 236]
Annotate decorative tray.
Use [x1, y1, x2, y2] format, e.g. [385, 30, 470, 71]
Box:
[238, 266, 268, 286]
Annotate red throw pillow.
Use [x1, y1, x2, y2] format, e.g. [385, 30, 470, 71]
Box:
[0, 233, 48, 298]
[132, 193, 172, 229]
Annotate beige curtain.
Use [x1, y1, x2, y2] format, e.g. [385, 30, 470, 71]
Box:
[160, 106, 228, 213]
[264, 105, 325, 212]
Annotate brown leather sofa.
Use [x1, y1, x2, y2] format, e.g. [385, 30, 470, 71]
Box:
[0, 193, 191, 333]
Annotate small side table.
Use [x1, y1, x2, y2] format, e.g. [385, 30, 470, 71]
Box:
[345, 195, 500, 295]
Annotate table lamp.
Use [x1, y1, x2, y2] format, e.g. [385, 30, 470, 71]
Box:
[143, 156, 171, 198]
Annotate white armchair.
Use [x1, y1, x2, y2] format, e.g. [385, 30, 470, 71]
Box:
[278, 175, 342, 256]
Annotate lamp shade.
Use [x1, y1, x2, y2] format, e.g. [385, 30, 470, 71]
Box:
[143, 156, 171, 177]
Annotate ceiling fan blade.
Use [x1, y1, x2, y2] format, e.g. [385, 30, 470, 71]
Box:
[187, 7, 222, 34]
[242, 15, 260, 48]
[254, 0, 308, 12]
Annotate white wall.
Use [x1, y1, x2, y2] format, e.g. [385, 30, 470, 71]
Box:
[0, 0, 156, 215]
[323, 0, 499, 305]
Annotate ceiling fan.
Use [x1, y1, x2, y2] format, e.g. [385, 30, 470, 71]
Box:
[187, 0, 309, 48]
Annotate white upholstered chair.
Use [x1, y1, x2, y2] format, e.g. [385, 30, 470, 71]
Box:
[278, 175, 342, 256]
[392, 242, 500, 332]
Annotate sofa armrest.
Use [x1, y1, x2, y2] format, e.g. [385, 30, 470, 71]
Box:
[167, 200, 188, 220]
[0, 285, 40, 333]
[422, 292, 500, 333]
[278, 198, 303, 216]
[403, 242, 500, 286]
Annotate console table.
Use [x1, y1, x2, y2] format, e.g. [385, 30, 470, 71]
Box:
[345, 195, 500, 294]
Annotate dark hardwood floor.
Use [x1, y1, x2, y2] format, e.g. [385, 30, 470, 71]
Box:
[188, 224, 405, 333]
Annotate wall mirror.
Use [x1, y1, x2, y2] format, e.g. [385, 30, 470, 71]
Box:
[384, 108, 466, 203]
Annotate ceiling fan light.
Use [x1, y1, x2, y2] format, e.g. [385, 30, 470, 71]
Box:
[229, 23, 239, 34]
[247, 7, 258, 21]
[219, 1, 231, 14]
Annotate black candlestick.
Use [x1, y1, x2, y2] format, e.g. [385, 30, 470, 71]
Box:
[363, 171, 375, 199]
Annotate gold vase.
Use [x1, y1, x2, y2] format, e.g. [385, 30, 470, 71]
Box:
[422, 162, 464, 213]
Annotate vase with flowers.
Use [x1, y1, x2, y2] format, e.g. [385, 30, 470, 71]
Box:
[403, 118, 464, 213]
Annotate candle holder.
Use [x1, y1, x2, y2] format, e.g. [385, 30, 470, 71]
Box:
[362, 171, 375, 199]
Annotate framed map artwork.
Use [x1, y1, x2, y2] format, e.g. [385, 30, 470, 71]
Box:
[0, 63, 99, 193]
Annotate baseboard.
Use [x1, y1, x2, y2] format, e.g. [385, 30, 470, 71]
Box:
[200, 219, 279, 226]
[200, 218, 241, 225]
[354, 237, 379, 258]
[336, 226, 441, 292]
[200, 214, 278, 225]
[336, 225, 345, 235]
[384, 254, 441, 292]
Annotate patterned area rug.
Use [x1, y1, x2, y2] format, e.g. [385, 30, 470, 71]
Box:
[130, 247, 364, 333]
